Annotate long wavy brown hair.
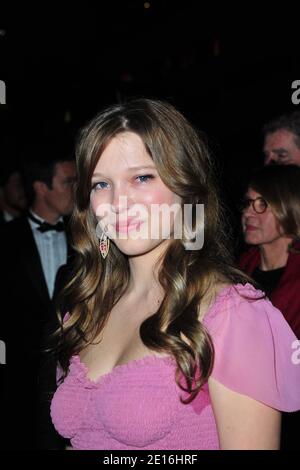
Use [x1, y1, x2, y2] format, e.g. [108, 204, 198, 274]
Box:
[55, 98, 251, 403]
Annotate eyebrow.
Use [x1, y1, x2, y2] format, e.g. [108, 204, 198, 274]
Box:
[272, 149, 289, 154]
[92, 165, 157, 178]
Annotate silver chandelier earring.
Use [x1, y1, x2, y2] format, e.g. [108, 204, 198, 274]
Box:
[99, 227, 110, 259]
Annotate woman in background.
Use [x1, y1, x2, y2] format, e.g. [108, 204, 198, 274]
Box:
[239, 165, 300, 339]
[51, 99, 300, 450]
[239, 164, 300, 450]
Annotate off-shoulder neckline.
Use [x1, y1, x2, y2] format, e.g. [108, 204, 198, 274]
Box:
[71, 353, 176, 387]
[70, 282, 261, 387]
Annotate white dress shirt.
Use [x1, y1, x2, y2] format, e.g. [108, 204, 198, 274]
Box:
[28, 209, 67, 298]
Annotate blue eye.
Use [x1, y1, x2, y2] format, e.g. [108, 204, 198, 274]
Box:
[91, 181, 109, 191]
[91, 175, 154, 191]
[136, 174, 154, 183]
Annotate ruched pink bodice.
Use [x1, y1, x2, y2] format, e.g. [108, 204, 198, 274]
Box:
[51, 283, 300, 450]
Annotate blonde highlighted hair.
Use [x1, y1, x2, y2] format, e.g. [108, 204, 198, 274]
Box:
[249, 165, 300, 242]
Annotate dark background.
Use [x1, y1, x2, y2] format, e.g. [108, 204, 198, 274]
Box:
[0, 2, 300, 452]
[1, 1, 299, 219]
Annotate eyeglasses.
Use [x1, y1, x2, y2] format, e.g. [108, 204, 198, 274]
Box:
[240, 196, 268, 214]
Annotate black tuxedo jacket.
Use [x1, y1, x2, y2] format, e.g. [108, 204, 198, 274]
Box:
[0, 210, 8, 228]
[0, 214, 74, 449]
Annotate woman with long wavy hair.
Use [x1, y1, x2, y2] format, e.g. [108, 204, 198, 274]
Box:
[51, 99, 300, 450]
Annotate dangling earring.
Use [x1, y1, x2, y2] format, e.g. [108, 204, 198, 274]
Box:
[99, 228, 110, 259]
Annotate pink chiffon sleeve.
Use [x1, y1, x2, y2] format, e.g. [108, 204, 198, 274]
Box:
[203, 283, 300, 412]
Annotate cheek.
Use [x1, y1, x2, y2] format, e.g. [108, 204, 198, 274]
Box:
[267, 222, 281, 238]
[263, 214, 279, 236]
[90, 194, 98, 215]
[51, 186, 68, 203]
[90, 197, 101, 221]
[90, 193, 112, 222]
[138, 189, 167, 205]
[139, 187, 179, 206]
[143, 189, 180, 226]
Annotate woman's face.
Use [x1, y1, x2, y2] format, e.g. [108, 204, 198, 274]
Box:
[90, 131, 182, 256]
[241, 188, 283, 246]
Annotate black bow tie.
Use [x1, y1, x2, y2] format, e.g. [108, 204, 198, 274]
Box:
[27, 211, 65, 233]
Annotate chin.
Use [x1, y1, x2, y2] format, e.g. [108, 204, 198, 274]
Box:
[113, 238, 163, 257]
[244, 235, 261, 245]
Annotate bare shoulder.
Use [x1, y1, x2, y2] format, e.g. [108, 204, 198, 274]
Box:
[208, 376, 281, 449]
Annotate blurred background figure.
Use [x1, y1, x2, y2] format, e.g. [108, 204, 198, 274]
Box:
[238, 165, 300, 339]
[238, 164, 300, 450]
[263, 111, 300, 166]
[0, 143, 76, 449]
[0, 165, 27, 225]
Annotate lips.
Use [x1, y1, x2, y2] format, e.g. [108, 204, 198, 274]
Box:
[115, 218, 142, 233]
[245, 224, 258, 231]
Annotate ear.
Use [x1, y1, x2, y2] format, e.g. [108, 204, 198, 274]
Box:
[33, 180, 49, 197]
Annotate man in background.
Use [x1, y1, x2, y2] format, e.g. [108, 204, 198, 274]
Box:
[263, 110, 300, 166]
[0, 147, 76, 449]
[0, 165, 27, 226]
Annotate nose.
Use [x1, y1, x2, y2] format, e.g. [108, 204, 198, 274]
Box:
[265, 153, 278, 166]
[111, 185, 130, 214]
[242, 203, 256, 217]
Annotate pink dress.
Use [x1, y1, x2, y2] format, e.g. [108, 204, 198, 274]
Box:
[51, 283, 300, 450]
